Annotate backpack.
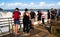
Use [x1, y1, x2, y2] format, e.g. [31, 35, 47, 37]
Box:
[13, 11, 20, 19]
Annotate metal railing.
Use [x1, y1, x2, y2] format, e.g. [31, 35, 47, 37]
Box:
[0, 17, 23, 36]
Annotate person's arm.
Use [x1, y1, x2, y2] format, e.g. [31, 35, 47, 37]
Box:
[29, 12, 31, 20]
[12, 12, 14, 18]
[22, 12, 25, 19]
[34, 12, 36, 18]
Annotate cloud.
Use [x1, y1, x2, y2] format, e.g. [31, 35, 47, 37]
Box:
[30, 2, 34, 5]
[39, 2, 55, 7]
[39, 2, 46, 6]
[0, 2, 60, 9]
[6, 2, 36, 9]
[6, 2, 23, 7]
[0, 2, 4, 6]
[57, 2, 60, 6]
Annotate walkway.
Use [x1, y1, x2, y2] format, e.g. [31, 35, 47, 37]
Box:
[1, 26, 58, 37]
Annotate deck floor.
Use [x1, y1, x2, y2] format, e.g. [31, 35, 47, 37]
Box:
[1, 26, 58, 37]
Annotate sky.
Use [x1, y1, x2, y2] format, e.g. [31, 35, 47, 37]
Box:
[0, 0, 60, 9]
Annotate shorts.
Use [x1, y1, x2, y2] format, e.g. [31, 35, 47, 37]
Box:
[14, 19, 20, 25]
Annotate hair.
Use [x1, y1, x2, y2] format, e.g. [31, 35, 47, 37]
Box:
[25, 8, 28, 11]
[15, 8, 19, 11]
[38, 10, 41, 13]
[47, 10, 50, 12]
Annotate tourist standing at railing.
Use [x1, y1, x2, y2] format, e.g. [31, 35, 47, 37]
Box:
[41, 12, 45, 26]
[12, 8, 21, 35]
[47, 10, 51, 24]
[37, 10, 42, 26]
[30, 9, 36, 29]
[23, 8, 30, 35]
[54, 9, 58, 21]
[57, 9, 60, 20]
[50, 8, 56, 22]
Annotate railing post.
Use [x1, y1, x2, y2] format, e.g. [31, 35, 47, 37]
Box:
[8, 18, 10, 33]
[11, 18, 13, 33]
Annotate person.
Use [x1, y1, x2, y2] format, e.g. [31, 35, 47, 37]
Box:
[46, 10, 51, 33]
[23, 8, 30, 35]
[47, 10, 51, 24]
[50, 8, 56, 22]
[57, 9, 60, 20]
[54, 9, 58, 22]
[30, 9, 36, 29]
[37, 10, 42, 26]
[54, 9, 57, 16]
[41, 12, 45, 25]
[12, 8, 21, 35]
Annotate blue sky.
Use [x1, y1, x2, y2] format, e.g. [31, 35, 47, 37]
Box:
[0, 0, 60, 9]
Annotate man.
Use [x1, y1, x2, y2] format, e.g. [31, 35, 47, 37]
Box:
[13, 8, 21, 35]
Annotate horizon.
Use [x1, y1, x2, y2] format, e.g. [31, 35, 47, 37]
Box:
[0, 0, 60, 9]
[0, 8, 60, 10]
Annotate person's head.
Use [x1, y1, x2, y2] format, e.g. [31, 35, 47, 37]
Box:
[47, 10, 49, 12]
[15, 8, 19, 11]
[25, 8, 28, 12]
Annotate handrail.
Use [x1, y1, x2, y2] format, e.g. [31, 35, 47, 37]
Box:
[0, 17, 14, 36]
[0, 17, 23, 36]
[0, 17, 12, 19]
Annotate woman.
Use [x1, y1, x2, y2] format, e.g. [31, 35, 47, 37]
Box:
[30, 9, 36, 29]
[23, 8, 30, 35]
[37, 10, 42, 26]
